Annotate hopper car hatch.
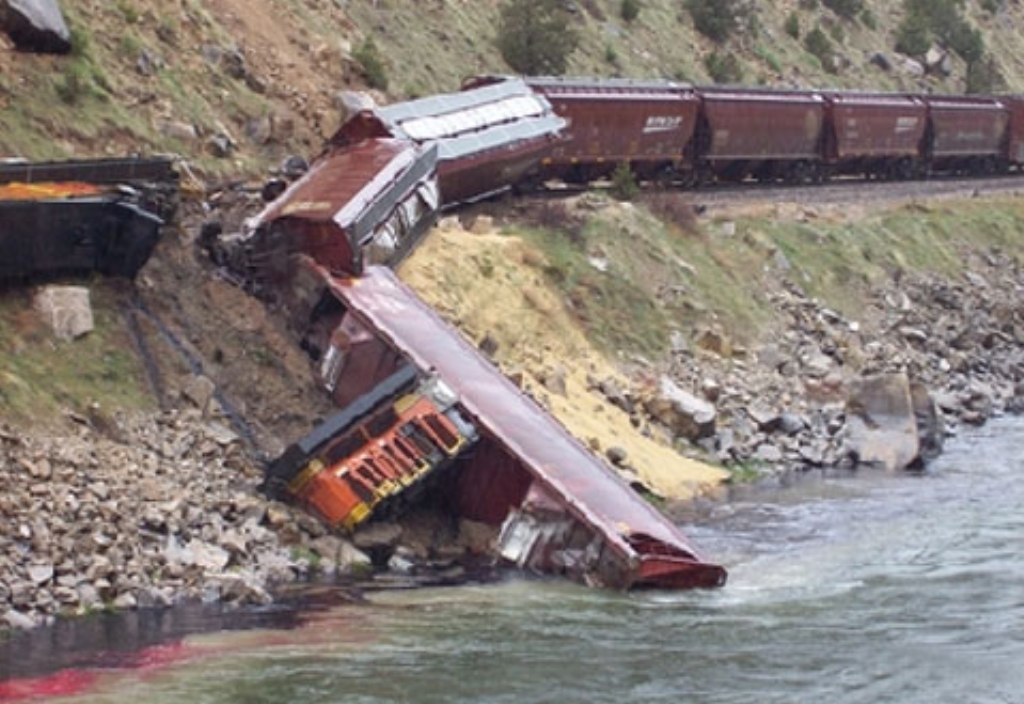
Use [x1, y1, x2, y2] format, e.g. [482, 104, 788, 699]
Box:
[264, 261, 727, 591]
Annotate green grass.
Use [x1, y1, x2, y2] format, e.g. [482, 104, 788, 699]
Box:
[0, 281, 155, 423]
[514, 195, 1024, 363]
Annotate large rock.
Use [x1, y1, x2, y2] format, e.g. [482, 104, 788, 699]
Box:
[844, 373, 927, 471]
[645, 376, 716, 442]
[909, 380, 944, 464]
[34, 286, 93, 341]
[0, 0, 71, 53]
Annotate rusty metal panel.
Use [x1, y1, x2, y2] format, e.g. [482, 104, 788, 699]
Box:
[251, 139, 438, 277]
[700, 89, 825, 161]
[0, 197, 162, 280]
[925, 95, 1008, 158]
[527, 77, 701, 176]
[1000, 95, 1024, 165]
[823, 93, 927, 160]
[320, 265, 726, 589]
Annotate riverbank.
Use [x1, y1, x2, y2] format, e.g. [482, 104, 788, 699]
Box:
[2, 190, 1024, 632]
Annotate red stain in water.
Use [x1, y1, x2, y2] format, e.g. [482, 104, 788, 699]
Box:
[0, 641, 194, 702]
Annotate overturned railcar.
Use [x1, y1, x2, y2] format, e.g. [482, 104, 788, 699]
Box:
[266, 261, 727, 591]
[247, 139, 439, 281]
[0, 183, 163, 280]
[331, 78, 566, 204]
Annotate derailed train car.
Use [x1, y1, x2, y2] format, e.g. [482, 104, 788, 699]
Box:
[330, 77, 565, 203]
[263, 260, 727, 590]
[0, 182, 163, 280]
[245, 139, 439, 280]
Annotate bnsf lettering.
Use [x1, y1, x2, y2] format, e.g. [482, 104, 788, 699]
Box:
[643, 116, 684, 134]
[895, 116, 920, 133]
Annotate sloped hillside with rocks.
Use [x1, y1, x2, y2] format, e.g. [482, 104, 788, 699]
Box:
[5, 0, 1024, 172]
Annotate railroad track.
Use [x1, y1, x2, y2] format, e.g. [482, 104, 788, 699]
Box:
[516, 173, 1024, 213]
[689, 173, 1024, 210]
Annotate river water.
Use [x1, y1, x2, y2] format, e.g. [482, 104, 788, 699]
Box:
[6, 417, 1024, 703]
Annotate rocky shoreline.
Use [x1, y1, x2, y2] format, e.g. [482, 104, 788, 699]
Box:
[643, 249, 1024, 484]
[3, 207, 1023, 633]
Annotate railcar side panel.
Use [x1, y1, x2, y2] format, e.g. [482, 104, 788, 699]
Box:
[699, 90, 825, 163]
[824, 93, 927, 160]
[925, 96, 1008, 160]
[526, 78, 700, 179]
[998, 95, 1024, 167]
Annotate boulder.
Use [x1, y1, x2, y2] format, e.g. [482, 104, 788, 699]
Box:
[0, 0, 71, 54]
[844, 373, 921, 471]
[910, 380, 944, 464]
[645, 376, 716, 441]
[34, 286, 93, 341]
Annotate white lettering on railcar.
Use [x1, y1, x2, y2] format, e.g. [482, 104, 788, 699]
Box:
[643, 116, 684, 134]
[895, 116, 920, 133]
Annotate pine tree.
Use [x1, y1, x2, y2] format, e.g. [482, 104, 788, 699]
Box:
[497, 0, 580, 75]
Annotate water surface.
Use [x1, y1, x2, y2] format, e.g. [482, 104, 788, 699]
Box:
[12, 418, 1024, 703]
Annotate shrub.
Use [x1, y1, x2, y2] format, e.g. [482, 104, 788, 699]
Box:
[687, 0, 740, 43]
[497, 0, 579, 75]
[785, 12, 800, 39]
[621, 0, 640, 23]
[804, 27, 837, 73]
[604, 44, 620, 67]
[895, 12, 930, 56]
[965, 56, 1003, 94]
[860, 8, 877, 30]
[704, 51, 743, 83]
[55, 60, 93, 104]
[898, 0, 986, 63]
[354, 38, 388, 90]
[822, 0, 863, 19]
[798, 0, 819, 8]
[610, 162, 639, 201]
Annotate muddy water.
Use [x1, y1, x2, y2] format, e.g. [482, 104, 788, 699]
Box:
[8, 417, 1024, 703]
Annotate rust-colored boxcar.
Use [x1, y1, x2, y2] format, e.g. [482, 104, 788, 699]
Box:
[249, 138, 439, 280]
[923, 95, 1008, 173]
[822, 92, 928, 178]
[996, 95, 1024, 169]
[333, 78, 565, 204]
[697, 88, 825, 182]
[524, 77, 701, 182]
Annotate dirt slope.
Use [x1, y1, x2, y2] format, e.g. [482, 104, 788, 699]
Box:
[398, 219, 729, 501]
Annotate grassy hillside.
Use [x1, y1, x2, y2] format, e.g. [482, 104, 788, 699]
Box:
[3, 0, 1024, 172]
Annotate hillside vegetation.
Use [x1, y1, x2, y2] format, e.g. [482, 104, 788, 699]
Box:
[4, 0, 1024, 172]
